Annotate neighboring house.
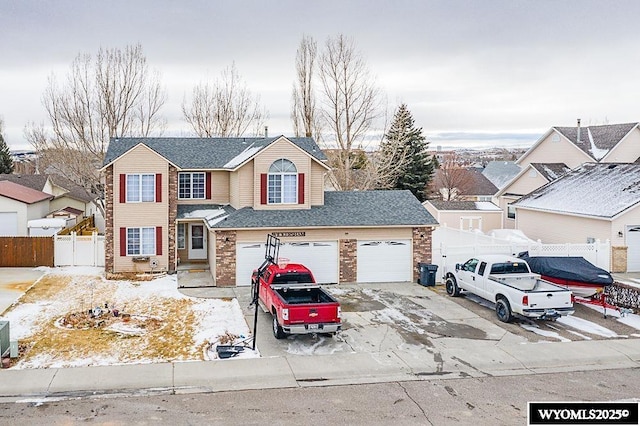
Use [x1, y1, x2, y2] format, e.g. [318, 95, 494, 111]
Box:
[0, 174, 101, 231]
[430, 168, 498, 201]
[513, 163, 640, 272]
[495, 163, 572, 229]
[102, 136, 438, 286]
[423, 200, 502, 233]
[481, 161, 521, 190]
[0, 180, 53, 236]
[517, 121, 640, 169]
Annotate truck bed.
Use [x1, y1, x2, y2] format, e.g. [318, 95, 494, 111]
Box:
[275, 287, 337, 304]
[490, 274, 568, 292]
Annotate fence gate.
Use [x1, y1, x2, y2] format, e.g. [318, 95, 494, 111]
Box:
[54, 232, 105, 267]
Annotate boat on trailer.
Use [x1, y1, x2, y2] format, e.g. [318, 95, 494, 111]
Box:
[517, 253, 614, 298]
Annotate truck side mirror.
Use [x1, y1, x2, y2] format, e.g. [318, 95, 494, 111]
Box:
[455, 264, 461, 271]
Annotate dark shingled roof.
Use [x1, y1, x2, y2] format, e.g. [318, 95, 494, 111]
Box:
[211, 190, 438, 229]
[428, 200, 501, 211]
[0, 174, 93, 202]
[103, 136, 327, 169]
[530, 163, 571, 181]
[554, 123, 637, 160]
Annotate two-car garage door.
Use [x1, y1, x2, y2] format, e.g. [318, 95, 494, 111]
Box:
[236, 239, 413, 286]
[628, 226, 640, 272]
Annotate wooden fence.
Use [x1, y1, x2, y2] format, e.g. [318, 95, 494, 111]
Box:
[0, 237, 54, 267]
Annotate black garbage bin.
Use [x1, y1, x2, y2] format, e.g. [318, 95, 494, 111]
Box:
[418, 263, 438, 286]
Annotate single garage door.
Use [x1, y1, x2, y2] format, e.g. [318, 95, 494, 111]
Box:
[357, 240, 412, 283]
[236, 241, 339, 286]
[627, 226, 640, 272]
[0, 212, 18, 236]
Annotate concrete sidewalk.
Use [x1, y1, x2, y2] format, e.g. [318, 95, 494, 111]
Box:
[1, 336, 639, 402]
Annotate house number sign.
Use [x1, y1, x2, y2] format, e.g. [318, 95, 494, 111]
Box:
[272, 232, 306, 238]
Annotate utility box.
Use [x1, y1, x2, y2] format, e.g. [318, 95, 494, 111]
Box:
[0, 321, 9, 357]
[418, 263, 438, 287]
[9, 341, 18, 358]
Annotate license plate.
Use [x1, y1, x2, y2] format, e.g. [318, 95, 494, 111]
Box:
[308, 324, 319, 330]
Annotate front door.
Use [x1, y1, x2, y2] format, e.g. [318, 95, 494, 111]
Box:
[189, 223, 207, 260]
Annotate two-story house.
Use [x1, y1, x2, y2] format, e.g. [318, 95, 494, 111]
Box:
[102, 136, 438, 286]
[496, 121, 640, 228]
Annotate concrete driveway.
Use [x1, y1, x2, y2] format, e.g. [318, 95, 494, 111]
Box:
[0, 268, 45, 315]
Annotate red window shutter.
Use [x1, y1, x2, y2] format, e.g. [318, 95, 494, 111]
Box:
[119, 227, 126, 256]
[156, 174, 162, 203]
[156, 227, 162, 255]
[298, 173, 305, 204]
[206, 172, 212, 199]
[119, 174, 126, 203]
[260, 173, 267, 204]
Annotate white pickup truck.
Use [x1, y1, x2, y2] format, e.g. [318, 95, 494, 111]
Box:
[444, 255, 574, 322]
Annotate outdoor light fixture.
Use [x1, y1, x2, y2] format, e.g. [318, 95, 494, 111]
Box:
[618, 231, 624, 237]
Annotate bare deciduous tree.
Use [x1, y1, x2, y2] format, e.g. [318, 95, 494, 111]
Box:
[26, 44, 167, 216]
[182, 63, 268, 137]
[430, 154, 475, 200]
[291, 35, 321, 139]
[318, 35, 383, 190]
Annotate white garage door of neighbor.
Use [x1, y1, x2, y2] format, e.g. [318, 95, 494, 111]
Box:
[357, 240, 412, 283]
[236, 241, 339, 286]
[627, 226, 640, 272]
[0, 212, 18, 236]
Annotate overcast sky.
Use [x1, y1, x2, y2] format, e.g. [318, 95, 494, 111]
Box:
[3, 0, 640, 151]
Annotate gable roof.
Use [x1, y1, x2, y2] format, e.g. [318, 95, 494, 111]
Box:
[208, 190, 438, 229]
[0, 181, 53, 204]
[0, 173, 93, 203]
[433, 168, 499, 196]
[514, 163, 640, 218]
[103, 136, 328, 169]
[481, 161, 521, 189]
[426, 200, 502, 211]
[529, 163, 572, 181]
[519, 122, 638, 165]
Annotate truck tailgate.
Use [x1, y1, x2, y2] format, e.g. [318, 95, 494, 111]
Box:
[526, 290, 573, 310]
[287, 303, 340, 324]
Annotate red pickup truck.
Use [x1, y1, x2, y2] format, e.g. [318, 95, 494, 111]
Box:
[252, 262, 342, 339]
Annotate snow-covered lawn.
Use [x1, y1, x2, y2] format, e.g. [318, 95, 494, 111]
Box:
[0, 267, 257, 369]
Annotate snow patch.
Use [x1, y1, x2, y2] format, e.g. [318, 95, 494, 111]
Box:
[520, 324, 571, 342]
[556, 315, 619, 338]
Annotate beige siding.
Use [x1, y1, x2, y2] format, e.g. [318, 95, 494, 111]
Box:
[176, 171, 230, 205]
[229, 171, 239, 208]
[310, 161, 326, 206]
[113, 144, 170, 272]
[506, 168, 549, 196]
[519, 130, 591, 169]
[517, 209, 611, 243]
[612, 205, 640, 245]
[498, 195, 519, 229]
[605, 127, 640, 163]
[235, 161, 254, 208]
[50, 197, 86, 214]
[253, 138, 313, 210]
[431, 210, 502, 233]
[235, 227, 413, 243]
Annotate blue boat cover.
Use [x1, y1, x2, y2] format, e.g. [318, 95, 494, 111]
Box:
[518, 252, 613, 286]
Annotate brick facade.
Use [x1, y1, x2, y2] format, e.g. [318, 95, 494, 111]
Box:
[215, 230, 237, 286]
[104, 166, 114, 273]
[167, 165, 177, 272]
[412, 227, 433, 282]
[339, 239, 357, 283]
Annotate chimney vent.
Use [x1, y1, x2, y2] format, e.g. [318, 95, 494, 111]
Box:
[264, 126, 268, 138]
[577, 118, 581, 143]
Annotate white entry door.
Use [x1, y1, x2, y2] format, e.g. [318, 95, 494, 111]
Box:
[189, 223, 207, 260]
[627, 226, 640, 272]
[236, 241, 339, 286]
[357, 240, 412, 283]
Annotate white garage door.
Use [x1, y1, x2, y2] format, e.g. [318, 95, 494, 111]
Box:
[0, 212, 18, 236]
[627, 226, 640, 272]
[236, 241, 339, 286]
[357, 240, 412, 283]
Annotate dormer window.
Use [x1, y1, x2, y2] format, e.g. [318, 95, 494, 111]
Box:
[268, 159, 297, 204]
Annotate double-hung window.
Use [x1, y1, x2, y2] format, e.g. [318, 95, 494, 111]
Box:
[127, 227, 156, 256]
[126, 174, 155, 202]
[268, 159, 297, 204]
[179, 172, 205, 199]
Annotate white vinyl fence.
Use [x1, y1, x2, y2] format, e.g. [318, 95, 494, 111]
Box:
[432, 227, 611, 283]
[54, 232, 105, 267]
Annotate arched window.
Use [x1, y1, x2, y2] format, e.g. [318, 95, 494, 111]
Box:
[268, 159, 297, 204]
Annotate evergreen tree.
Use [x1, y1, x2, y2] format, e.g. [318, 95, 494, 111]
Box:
[380, 104, 433, 201]
[0, 126, 14, 174]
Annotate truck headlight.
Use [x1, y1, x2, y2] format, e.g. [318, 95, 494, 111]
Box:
[282, 308, 289, 320]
